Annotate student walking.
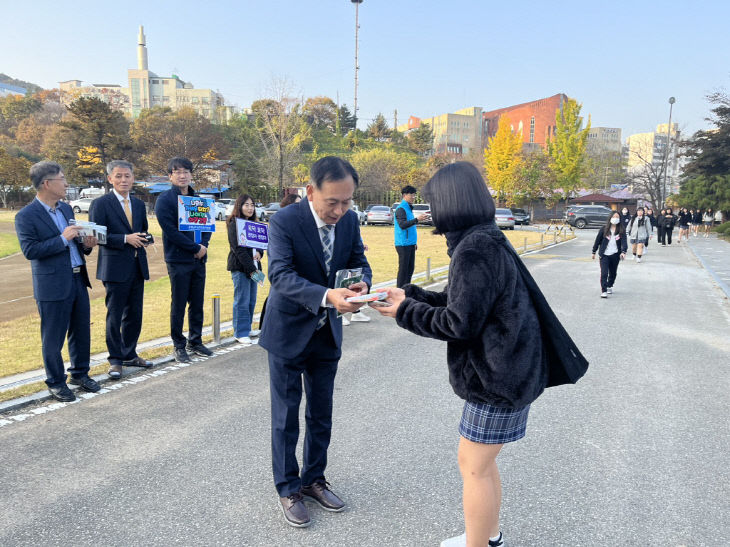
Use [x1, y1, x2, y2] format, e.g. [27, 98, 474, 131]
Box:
[691, 209, 702, 237]
[227, 194, 263, 345]
[627, 208, 652, 262]
[656, 208, 666, 245]
[702, 209, 714, 237]
[592, 212, 627, 298]
[619, 206, 632, 230]
[662, 208, 676, 246]
[677, 208, 691, 243]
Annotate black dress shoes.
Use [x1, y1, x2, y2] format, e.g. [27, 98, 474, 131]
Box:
[279, 492, 311, 528]
[186, 343, 213, 357]
[48, 384, 76, 402]
[123, 357, 153, 368]
[301, 480, 346, 512]
[68, 375, 101, 393]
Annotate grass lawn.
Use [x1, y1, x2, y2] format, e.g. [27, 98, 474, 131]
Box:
[0, 232, 20, 257]
[0, 218, 555, 380]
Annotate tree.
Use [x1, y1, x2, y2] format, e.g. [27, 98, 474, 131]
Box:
[515, 151, 559, 209]
[679, 92, 730, 211]
[349, 148, 416, 193]
[0, 94, 42, 135]
[547, 98, 591, 201]
[337, 104, 357, 135]
[366, 113, 391, 141]
[302, 96, 338, 132]
[130, 106, 226, 183]
[0, 147, 32, 208]
[583, 150, 625, 192]
[60, 97, 132, 182]
[483, 114, 524, 205]
[406, 122, 433, 155]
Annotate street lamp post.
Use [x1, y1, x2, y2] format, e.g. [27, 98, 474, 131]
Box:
[662, 97, 676, 207]
[351, 0, 363, 129]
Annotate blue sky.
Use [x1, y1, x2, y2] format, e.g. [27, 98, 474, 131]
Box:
[2, 0, 728, 139]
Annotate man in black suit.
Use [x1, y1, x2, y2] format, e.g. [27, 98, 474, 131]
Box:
[15, 161, 101, 402]
[259, 156, 372, 528]
[89, 160, 152, 379]
[155, 157, 213, 363]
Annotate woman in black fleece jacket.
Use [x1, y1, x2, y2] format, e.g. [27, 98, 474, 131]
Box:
[373, 162, 548, 547]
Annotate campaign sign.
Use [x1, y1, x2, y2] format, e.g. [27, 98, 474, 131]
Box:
[178, 196, 216, 242]
[236, 219, 268, 250]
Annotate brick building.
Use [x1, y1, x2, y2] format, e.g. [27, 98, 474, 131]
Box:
[482, 93, 568, 151]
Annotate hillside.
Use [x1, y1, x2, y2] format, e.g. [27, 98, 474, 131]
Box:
[0, 74, 43, 94]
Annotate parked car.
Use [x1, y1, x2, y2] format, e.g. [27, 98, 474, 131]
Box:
[411, 203, 432, 225]
[351, 205, 367, 225]
[261, 202, 281, 221]
[366, 205, 394, 225]
[565, 205, 613, 228]
[213, 201, 229, 220]
[511, 208, 530, 225]
[223, 200, 266, 221]
[494, 208, 515, 230]
[69, 197, 97, 214]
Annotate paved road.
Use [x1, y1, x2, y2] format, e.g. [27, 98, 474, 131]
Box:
[1, 230, 728, 546]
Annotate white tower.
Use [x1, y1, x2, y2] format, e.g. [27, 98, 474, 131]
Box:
[137, 25, 148, 70]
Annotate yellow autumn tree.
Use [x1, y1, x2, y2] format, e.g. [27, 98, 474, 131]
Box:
[484, 114, 523, 205]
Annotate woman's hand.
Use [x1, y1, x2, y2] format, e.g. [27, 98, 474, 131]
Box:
[371, 287, 406, 318]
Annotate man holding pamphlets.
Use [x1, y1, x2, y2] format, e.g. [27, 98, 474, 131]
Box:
[259, 156, 372, 528]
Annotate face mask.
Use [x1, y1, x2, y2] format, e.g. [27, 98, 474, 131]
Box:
[611, 218, 620, 225]
[622, 210, 628, 214]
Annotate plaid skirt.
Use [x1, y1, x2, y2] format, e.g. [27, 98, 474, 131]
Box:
[459, 401, 530, 444]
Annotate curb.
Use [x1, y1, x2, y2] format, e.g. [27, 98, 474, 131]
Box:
[687, 239, 730, 300]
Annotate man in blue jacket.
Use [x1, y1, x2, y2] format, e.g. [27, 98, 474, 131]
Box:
[15, 161, 100, 402]
[155, 157, 213, 363]
[89, 160, 152, 379]
[259, 156, 371, 528]
[394, 185, 427, 287]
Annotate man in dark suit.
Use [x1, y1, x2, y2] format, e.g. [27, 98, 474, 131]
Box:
[15, 161, 101, 402]
[259, 156, 372, 528]
[89, 160, 152, 379]
[155, 157, 213, 363]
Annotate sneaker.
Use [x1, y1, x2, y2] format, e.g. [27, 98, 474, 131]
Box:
[236, 336, 258, 345]
[174, 347, 192, 363]
[632, 255, 636, 260]
[637, 257, 642, 263]
[601, 292, 608, 298]
[349, 311, 371, 322]
[489, 532, 504, 546]
[342, 316, 351, 326]
[607, 287, 613, 294]
[440, 533, 466, 547]
[248, 329, 261, 337]
[187, 343, 213, 357]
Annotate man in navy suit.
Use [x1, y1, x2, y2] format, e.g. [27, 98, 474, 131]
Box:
[89, 160, 152, 380]
[15, 161, 101, 402]
[155, 157, 213, 363]
[259, 156, 372, 528]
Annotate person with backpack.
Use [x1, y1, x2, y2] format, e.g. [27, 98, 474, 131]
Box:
[627, 208, 652, 262]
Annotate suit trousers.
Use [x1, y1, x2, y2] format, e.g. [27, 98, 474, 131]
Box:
[166, 260, 206, 349]
[269, 325, 341, 497]
[396, 244, 416, 288]
[37, 273, 91, 388]
[104, 263, 145, 364]
[599, 253, 621, 292]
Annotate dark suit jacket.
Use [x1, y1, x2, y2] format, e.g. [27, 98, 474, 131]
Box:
[155, 186, 211, 264]
[89, 192, 149, 282]
[15, 199, 92, 301]
[259, 198, 372, 359]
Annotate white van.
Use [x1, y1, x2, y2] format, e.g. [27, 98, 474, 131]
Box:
[80, 188, 105, 199]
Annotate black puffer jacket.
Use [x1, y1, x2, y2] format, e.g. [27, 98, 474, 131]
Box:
[396, 223, 547, 408]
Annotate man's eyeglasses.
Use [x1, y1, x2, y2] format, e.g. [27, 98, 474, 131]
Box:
[44, 177, 66, 183]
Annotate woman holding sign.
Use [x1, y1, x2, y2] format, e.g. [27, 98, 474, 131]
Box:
[227, 194, 264, 345]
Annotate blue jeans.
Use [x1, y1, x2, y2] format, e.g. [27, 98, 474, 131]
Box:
[232, 270, 258, 338]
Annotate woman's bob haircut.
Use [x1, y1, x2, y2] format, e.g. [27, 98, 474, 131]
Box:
[422, 161, 496, 234]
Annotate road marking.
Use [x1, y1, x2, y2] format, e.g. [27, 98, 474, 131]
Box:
[0, 343, 249, 428]
[0, 295, 33, 305]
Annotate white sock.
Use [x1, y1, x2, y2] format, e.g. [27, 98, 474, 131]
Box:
[490, 531, 503, 544]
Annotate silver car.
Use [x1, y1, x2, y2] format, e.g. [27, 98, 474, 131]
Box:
[366, 205, 394, 225]
[494, 208, 515, 230]
[69, 197, 96, 213]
